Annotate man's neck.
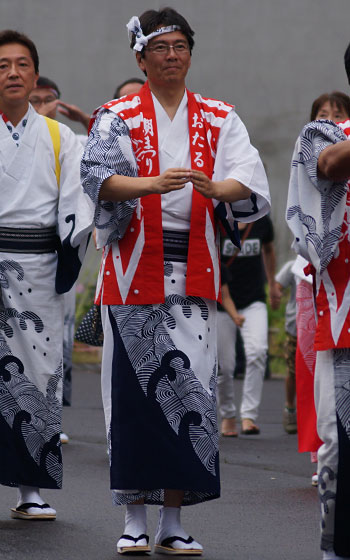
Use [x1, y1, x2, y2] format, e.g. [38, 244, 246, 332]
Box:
[149, 82, 185, 120]
[0, 101, 29, 127]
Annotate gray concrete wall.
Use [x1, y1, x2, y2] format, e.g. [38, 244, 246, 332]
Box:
[2, 0, 350, 265]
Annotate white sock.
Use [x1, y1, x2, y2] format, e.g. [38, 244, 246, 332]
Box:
[155, 506, 203, 551]
[117, 504, 148, 549]
[18, 485, 45, 507]
[17, 485, 56, 515]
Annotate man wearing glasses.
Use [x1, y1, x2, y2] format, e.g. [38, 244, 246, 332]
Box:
[81, 7, 270, 556]
[29, 75, 91, 132]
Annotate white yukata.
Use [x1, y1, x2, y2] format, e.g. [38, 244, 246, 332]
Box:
[287, 119, 350, 556]
[0, 104, 93, 489]
[81, 87, 270, 506]
[63, 134, 88, 407]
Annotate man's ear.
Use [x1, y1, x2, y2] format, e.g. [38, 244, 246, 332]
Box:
[136, 51, 146, 73]
[33, 72, 39, 89]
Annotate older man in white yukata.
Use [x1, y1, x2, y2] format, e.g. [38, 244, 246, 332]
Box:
[0, 30, 93, 520]
[81, 7, 270, 556]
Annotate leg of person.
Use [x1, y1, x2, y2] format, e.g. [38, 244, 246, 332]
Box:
[216, 311, 238, 437]
[61, 286, 76, 444]
[99, 306, 147, 553]
[333, 349, 350, 558]
[11, 486, 56, 520]
[311, 452, 319, 487]
[100, 305, 150, 555]
[103, 264, 220, 555]
[240, 301, 268, 434]
[314, 350, 350, 560]
[154, 490, 203, 555]
[0, 253, 64, 520]
[117, 501, 150, 555]
[283, 333, 297, 434]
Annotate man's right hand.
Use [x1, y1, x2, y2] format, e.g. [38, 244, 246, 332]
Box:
[151, 168, 191, 194]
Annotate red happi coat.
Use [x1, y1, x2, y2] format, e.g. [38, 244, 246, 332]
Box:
[96, 83, 234, 305]
[313, 120, 350, 350]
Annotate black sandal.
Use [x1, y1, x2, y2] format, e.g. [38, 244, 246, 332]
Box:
[11, 502, 56, 520]
[117, 533, 151, 555]
[155, 535, 203, 555]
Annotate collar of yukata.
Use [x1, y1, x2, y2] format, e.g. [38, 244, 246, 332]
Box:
[126, 16, 180, 52]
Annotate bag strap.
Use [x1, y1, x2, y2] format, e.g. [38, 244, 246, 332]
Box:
[44, 116, 61, 188]
[225, 223, 253, 267]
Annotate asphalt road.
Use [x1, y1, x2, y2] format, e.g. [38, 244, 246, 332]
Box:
[1, 365, 321, 560]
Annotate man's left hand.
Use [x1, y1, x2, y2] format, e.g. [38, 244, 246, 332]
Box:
[190, 170, 217, 198]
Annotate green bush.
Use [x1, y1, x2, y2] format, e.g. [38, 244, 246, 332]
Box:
[267, 288, 289, 376]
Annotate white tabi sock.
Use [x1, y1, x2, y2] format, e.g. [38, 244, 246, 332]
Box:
[155, 506, 203, 551]
[18, 485, 45, 507]
[17, 485, 56, 516]
[117, 504, 148, 549]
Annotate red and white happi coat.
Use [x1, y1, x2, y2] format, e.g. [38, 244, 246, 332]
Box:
[313, 120, 350, 350]
[96, 83, 234, 306]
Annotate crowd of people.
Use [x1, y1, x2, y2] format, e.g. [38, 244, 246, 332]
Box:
[0, 6, 350, 560]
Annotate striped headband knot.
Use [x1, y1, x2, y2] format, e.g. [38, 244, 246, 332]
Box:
[126, 16, 180, 52]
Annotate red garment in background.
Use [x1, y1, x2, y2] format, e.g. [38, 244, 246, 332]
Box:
[295, 279, 322, 453]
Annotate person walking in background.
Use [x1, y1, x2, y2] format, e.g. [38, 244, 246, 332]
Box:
[275, 259, 298, 435]
[275, 256, 322, 485]
[81, 7, 270, 555]
[217, 216, 280, 437]
[0, 30, 93, 520]
[286, 45, 350, 560]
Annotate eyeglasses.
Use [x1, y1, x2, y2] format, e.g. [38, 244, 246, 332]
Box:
[29, 96, 57, 106]
[146, 43, 190, 55]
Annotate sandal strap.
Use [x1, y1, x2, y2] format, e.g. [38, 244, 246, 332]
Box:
[161, 536, 194, 547]
[119, 534, 149, 544]
[16, 503, 51, 512]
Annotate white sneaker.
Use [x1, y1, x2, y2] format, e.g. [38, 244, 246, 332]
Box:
[311, 473, 318, 487]
[60, 432, 69, 444]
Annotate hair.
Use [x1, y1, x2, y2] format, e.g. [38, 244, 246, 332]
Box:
[310, 91, 350, 121]
[113, 77, 145, 98]
[344, 42, 350, 85]
[130, 7, 195, 56]
[0, 29, 39, 73]
[35, 76, 60, 98]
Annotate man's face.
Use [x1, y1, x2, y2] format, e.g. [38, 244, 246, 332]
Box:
[136, 31, 191, 88]
[119, 81, 143, 97]
[29, 87, 58, 118]
[0, 43, 38, 110]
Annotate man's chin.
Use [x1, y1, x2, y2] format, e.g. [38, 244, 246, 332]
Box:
[4, 95, 29, 107]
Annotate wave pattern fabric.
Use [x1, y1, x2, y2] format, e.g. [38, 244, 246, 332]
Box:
[101, 261, 220, 506]
[287, 119, 347, 275]
[0, 255, 63, 489]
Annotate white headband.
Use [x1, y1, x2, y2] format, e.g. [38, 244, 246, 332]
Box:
[126, 16, 180, 52]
